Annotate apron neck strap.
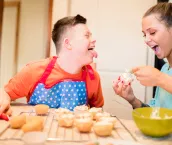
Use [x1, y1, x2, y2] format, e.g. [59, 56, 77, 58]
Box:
[39, 56, 57, 83]
[40, 57, 95, 83]
[82, 65, 95, 80]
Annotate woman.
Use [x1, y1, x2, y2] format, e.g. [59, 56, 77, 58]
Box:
[113, 3, 172, 109]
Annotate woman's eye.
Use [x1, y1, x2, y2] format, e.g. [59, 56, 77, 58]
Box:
[150, 32, 156, 35]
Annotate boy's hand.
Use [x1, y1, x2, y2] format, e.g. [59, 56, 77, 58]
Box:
[0, 113, 9, 121]
[132, 66, 162, 86]
[112, 79, 135, 103]
[0, 89, 11, 115]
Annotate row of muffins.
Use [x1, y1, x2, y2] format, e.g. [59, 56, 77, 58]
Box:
[9, 104, 116, 136]
[34, 104, 116, 136]
[55, 105, 116, 137]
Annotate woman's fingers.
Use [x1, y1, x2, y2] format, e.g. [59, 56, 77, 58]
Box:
[113, 81, 127, 95]
[132, 66, 146, 77]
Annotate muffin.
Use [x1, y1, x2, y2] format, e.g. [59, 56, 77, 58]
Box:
[26, 116, 44, 125]
[89, 107, 102, 120]
[74, 105, 89, 116]
[95, 112, 111, 121]
[99, 117, 116, 127]
[75, 112, 93, 120]
[10, 115, 26, 129]
[55, 108, 72, 120]
[120, 71, 134, 85]
[34, 104, 49, 115]
[22, 118, 44, 132]
[58, 113, 74, 127]
[93, 121, 113, 136]
[75, 118, 93, 133]
[56, 108, 71, 114]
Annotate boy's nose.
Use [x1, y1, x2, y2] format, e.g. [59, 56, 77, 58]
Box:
[91, 39, 96, 45]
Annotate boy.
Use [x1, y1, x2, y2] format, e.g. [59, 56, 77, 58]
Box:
[0, 15, 104, 114]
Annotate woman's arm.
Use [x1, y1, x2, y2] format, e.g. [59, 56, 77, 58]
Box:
[157, 73, 172, 94]
[129, 97, 150, 109]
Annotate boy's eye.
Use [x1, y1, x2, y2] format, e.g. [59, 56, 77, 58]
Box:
[85, 34, 90, 38]
[142, 32, 146, 37]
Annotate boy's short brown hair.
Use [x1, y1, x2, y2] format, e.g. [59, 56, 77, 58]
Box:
[52, 14, 87, 54]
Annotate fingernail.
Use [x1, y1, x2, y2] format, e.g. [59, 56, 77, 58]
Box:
[121, 81, 123, 83]
[118, 76, 120, 80]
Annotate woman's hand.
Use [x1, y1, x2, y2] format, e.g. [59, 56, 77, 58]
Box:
[112, 78, 135, 103]
[132, 66, 162, 86]
[113, 77, 142, 109]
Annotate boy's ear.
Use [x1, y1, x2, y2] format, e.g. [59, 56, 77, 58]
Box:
[64, 38, 72, 50]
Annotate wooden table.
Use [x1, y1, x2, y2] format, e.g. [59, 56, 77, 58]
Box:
[0, 104, 171, 145]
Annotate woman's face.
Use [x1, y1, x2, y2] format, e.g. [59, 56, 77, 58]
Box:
[142, 14, 172, 59]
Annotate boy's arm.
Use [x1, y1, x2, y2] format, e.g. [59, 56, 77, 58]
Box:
[4, 64, 34, 101]
[0, 64, 38, 114]
[0, 88, 11, 114]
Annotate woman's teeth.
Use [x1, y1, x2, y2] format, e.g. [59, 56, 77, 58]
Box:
[152, 45, 158, 52]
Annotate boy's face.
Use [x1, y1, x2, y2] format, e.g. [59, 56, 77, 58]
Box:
[68, 24, 97, 66]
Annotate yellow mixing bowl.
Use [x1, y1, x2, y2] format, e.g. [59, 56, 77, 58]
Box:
[132, 107, 172, 137]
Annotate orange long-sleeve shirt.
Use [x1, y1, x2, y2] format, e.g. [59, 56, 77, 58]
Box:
[5, 57, 104, 107]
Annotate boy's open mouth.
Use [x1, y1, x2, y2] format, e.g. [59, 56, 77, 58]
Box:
[88, 48, 94, 51]
[88, 47, 98, 58]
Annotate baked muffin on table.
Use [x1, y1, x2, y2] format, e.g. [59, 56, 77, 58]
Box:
[34, 104, 49, 115]
[93, 121, 113, 136]
[74, 105, 89, 116]
[75, 117, 93, 133]
[55, 108, 72, 120]
[95, 112, 111, 121]
[98, 117, 116, 127]
[89, 107, 102, 120]
[58, 113, 74, 127]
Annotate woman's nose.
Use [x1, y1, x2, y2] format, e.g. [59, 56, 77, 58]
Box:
[144, 35, 151, 43]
